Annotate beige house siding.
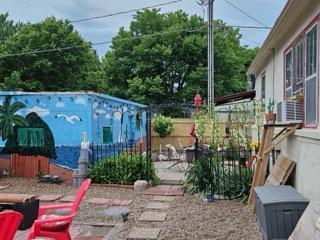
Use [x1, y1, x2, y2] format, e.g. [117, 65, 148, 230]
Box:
[248, 1, 320, 200]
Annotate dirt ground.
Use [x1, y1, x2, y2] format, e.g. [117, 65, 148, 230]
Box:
[0, 177, 262, 240]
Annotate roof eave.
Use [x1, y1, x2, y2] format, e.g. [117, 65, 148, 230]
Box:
[246, 0, 294, 75]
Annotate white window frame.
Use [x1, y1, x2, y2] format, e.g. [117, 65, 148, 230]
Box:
[293, 40, 304, 95]
[285, 49, 293, 99]
[304, 23, 318, 126]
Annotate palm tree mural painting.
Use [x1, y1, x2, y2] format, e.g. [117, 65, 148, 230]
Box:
[0, 96, 56, 159]
[0, 96, 29, 141]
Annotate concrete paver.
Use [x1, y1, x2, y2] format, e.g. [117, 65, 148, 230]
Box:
[139, 211, 167, 222]
[146, 202, 170, 210]
[128, 227, 160, 240]
[144, 185, 183, 196]
[152, 196, 175, 202]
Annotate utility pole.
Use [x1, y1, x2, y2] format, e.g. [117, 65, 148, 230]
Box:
[197, 0, 214, 115]
[207, 0, 214, 115]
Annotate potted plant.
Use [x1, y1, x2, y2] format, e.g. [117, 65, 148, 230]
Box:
[265, 98, 276, 124]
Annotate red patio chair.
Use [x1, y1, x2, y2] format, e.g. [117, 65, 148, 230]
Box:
[28, 178, 91, 240]
[0, 211, 23, 240]
[28, 212, 75, 240]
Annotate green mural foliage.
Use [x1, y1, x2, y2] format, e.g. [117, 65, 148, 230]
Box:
[0, 96, 29, 140]
[2, 112, 57, 159]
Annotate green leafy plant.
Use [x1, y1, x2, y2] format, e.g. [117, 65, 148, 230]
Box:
[194, 105, 221, 147]
[152, 114, 174, 152]
[267, 98, 276, 113]
[88, 153, 159, 185]
[184, 147, 253, 202]
[152, 114, 174, 138]
[253, 98, 264, 143]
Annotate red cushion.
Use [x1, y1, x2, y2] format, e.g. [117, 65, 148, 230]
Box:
[40, 214, 69, 232]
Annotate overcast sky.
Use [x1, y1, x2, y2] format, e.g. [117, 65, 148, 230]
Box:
[1, 0, 287, 57]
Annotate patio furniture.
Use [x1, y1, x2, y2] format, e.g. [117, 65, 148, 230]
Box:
[28, 178, 91, 240]
[0, 193, 39, 230]
[0, 211, 23, 240]
[166, 144, 194, 170]
[28, 212, 75, 240]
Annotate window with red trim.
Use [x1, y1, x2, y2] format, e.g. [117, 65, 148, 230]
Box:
[284, 21, 318, 126]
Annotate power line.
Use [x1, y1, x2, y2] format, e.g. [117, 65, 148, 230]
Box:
[230, 25, 269, 29]
[0, 26, 206, 59]
[223, 0, 271, 29]
[0, 23, 268, 59]
[71, 0, 183, 23]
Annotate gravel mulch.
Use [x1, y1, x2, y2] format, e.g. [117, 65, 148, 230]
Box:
[0, 177, 262, 240]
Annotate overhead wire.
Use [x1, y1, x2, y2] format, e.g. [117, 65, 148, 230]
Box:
[223, 0, 271, 29]
[0, 0, 272, 59]
[70, 0, 183, 23]
[0, 21, 269, 59]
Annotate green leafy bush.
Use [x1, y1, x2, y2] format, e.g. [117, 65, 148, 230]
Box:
[184, 150, 253, 202]
[152, 114, 174, 138]
[88, 153, 159, 185]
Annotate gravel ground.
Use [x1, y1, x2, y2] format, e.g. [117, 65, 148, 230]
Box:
[0, 177, 262, 240]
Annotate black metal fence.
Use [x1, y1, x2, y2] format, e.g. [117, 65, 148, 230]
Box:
[89, 143, 144, 164]
[189, 144, 254, 201]
[88, 143, 153, 184]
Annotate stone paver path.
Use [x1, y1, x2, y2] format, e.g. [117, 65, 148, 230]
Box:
[128, 227, 160, 240]
[146, 202, 170, 210]
[139, 211, 167, 222]
[144, 185, 183, 196]
[88, 198, 133, 206]
[127, 184, 182, 239]
[37, 194, 63, 202]
[152, 196, 175, 202]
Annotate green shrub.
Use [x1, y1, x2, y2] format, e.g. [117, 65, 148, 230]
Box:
[88, 153, 159, 185]
[184, 151, 253, 202]
[152, 114, 174, 138]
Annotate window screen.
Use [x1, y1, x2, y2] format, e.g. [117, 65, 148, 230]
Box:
[305, 25, 318, 125]
[293, 42, 303, 95]
[285, 50, 292, 98]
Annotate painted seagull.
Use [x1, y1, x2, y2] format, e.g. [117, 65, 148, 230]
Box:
[55, 114, 83, 124]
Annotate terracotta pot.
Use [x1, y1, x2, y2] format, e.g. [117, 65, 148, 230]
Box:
[265, 113, 277, 124]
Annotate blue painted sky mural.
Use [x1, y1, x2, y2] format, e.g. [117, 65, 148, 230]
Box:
[0, 91, 146, 169]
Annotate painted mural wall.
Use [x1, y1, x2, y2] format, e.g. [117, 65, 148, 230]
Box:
[0, 92, 146, 170]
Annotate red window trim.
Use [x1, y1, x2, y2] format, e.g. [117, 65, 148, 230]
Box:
[282, 13, 320, 128]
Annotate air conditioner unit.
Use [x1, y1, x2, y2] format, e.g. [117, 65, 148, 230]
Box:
[277, 100, 303, 122]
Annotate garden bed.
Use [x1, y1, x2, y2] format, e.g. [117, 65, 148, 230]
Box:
[0, 177, 261, 239]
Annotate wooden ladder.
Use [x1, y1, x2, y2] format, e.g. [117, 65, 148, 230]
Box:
[248, 123, 301, 206]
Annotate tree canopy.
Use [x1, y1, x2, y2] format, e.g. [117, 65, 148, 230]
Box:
[0, 15, 104, 92]
[0, 11, 258, 106]
[102, 9, 258, 105]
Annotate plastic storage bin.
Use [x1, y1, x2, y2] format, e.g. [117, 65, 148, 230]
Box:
[254, 185, 309, 240]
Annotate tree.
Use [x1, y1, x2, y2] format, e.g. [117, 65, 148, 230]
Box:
[0, 96, 29, 141]
[102, 10, 258, 107]
[0, 17, 103, 91]
[0, 13, 22, 46]
[152, 114, 174, 152]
